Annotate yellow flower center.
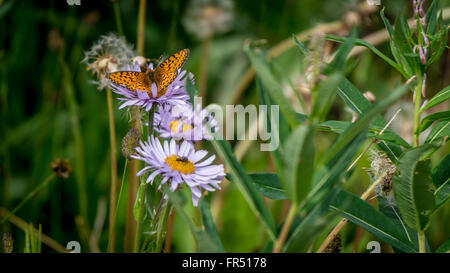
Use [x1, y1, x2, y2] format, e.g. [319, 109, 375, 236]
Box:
[165, 155, 195, 174]
[169, 120, 193, 133]
[169, 120, 179, 133]
[181, 123, 193, 133]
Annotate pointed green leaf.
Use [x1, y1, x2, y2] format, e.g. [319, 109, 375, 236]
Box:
[320, 84, 409, 165]
[417, 111, 450, 133]
[249, 173, 287, 200]
[281, 124, 315, 204]
[425, 0, 438, 35]
[199, 199, 224, 250]
[432, 154, 450, 210]
[425, 119, 450, 144]
[436, 239, 450, 253]
[422, 85, 450, 111]
[320, 120, 411, 148]
[336, 77, 405, 162]
[310, 73, 343, 123]
[284, 189, 340, 252]
[330, 190, 417, 253]
[393, 147, 436, 231]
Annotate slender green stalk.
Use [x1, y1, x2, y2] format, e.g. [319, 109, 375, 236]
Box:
[136, 0, 147, 56]
[155, 202, 172, 253]
[0, 174, 56, 226]
[418, 231, 426, 253]
[106, 158, 128, 252]
[147, 106, 156, 137]
[125, 0, 147, 252]
[133, 102, 155, 253]
[106, 88, 118, 253]
[272, 204, 298, 253]
[133, 180, 147, 253]
[164, 208, 175, 253]
[413, 75, 423, 147]
[112, 0, 124, 36]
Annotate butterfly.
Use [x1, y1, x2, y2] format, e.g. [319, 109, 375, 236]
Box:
[108, 49, 190, 98]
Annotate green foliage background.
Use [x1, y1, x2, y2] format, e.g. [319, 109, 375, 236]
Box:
[0, 0, 449, 253]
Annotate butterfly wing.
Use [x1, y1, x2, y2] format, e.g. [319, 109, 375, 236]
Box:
[154, 49, 190, 94]
[108, 71, 151, 92]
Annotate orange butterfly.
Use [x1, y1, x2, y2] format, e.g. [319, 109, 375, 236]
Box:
[108, 49, 190, 98]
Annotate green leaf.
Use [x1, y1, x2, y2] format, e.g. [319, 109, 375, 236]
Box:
[281, 124, 315, 204]
[320, 120, 411, 148]
[320, 84, 409, 165]
[427, 26, 449, 65]
[393, 147, 436, 232]
[211, 139, 277, 240]
[336, 77, 405, 162]
[325, 35, 403, 74]
[380, 9, 412, 77]
[326, 28, 356, 72]
[229, 173, 287, 200]
[425, 119, 450, 144]
[303, 130, 368, 210]
[293, 34, 310, 56]
[436, 239, 450, 253]
[425, 0, 438, 35]
[393, 11, 419, 73]
[432, 154, 450, 210]
[422, 85, 450, 111]
[257, 77, 288, 174]
[185, 76, 198, 104]
[417, 111, 450, 133]
[245, 43, 299, 128]
[199, 199, 224, 250]
[284, 189, 340, 252]
[330, 190, 417, 253]
[163, 186, 224, 253]
[310, 73, 343, 123]
[377, 197, 428, 252]
[249, 173, 287, 200]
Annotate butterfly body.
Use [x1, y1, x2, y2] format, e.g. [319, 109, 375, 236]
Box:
[108, 49, 190, 98]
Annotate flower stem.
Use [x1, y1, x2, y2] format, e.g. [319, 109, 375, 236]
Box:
[413, 75, 423, 147]
[418, 231, 426, 253]
[133, 180, 147, 253]
[147, 105, 156, 137]
[125, 0, 147, 252]
[272, 203, 298, 253]
[106, 88, 118, 253]
[163, 208, 175, 253]
[0, 174, 56, 226]
[106, 159, 127, 253]
[112, 0, 124, 36]
[136, 0, 147, 56]
[156, 202, 172, 253]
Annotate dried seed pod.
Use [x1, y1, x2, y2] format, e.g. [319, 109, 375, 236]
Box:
[50, 159, 72, 179]
[121, 127, 140, 159]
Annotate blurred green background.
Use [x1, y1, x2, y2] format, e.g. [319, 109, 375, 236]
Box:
[0, 0, 449, 253]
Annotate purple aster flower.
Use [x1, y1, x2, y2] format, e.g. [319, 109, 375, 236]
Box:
[154, 103, 218, 142]
[132, 136, 225, 207]
[109, 62, 191, 111]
